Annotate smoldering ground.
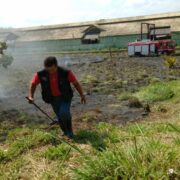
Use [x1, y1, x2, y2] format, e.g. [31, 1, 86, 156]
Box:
[0, 44, 180, 128]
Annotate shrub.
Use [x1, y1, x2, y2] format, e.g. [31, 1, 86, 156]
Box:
[163, 56, 176, 68]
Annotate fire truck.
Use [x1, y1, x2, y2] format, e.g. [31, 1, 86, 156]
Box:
[128, 23, 176, 56]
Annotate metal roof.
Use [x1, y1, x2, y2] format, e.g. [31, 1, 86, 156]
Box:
[82, 25, 105, 33]
[0, 12, 179, 42]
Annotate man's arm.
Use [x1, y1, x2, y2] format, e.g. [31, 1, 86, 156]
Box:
[28, 73, 40, 103]
[72, 80, 86, 104]
[28, 83, 37, 103]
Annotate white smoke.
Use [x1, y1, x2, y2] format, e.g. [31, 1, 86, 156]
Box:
[0, 83, 7, 98]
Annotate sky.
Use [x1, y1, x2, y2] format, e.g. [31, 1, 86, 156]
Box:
[0, 0, 179, 28]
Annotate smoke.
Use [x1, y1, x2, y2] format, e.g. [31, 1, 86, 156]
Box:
[0, 40, 104, 111]
[0, 65, 12, 99]
[0, 85, 5, 97]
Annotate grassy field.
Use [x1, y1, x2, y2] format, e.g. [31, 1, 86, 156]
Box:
[0, 80, 179, 179]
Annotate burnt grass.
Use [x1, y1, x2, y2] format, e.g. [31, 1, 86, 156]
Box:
[0, 54, 180, 133]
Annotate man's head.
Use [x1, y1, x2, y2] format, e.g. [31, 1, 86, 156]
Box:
[44, 56, 58, 73]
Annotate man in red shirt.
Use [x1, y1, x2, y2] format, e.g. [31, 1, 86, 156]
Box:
[28, 56, 86, 139]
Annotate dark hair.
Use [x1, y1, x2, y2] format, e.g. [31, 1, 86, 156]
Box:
[44, 56, 58, 67]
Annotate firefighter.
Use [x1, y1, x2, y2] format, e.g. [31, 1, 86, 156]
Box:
[28, 56, 86, 139]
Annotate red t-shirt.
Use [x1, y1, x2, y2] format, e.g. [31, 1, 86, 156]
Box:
[31, 70, 77, 96]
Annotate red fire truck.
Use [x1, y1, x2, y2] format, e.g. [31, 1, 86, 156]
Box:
[128, 23, 176, 56]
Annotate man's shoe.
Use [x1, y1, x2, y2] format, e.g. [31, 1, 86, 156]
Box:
[66, 132, 74, 139]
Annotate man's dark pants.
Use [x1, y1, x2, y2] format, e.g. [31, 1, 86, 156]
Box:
[51, 96, 73, 138]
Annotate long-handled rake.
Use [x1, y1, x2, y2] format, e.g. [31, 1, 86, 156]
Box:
[25, 97, 85, 155]
[25, 97, 58, 126]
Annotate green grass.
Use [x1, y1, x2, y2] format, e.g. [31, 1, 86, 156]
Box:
[75, 130, 107, 150]
[0, 157, 27, 179]
[0, 119, 179, 179]
[74, 141, 179, 179]
[2, 129, 59, 161]
[117, 80, 180, 104]
[73, 123, 180, 180]
[7, 136, 34, 159]
[96, 122, 121, 143]
[44, 143, 70, 160]
[117, 92, 134, 101]
[71, 120, 180, 179]
[6, 127, 33, 142]
[135, 80, 180, 103]
[74, 123, 121, 151]
[0, 149, 7, 162]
